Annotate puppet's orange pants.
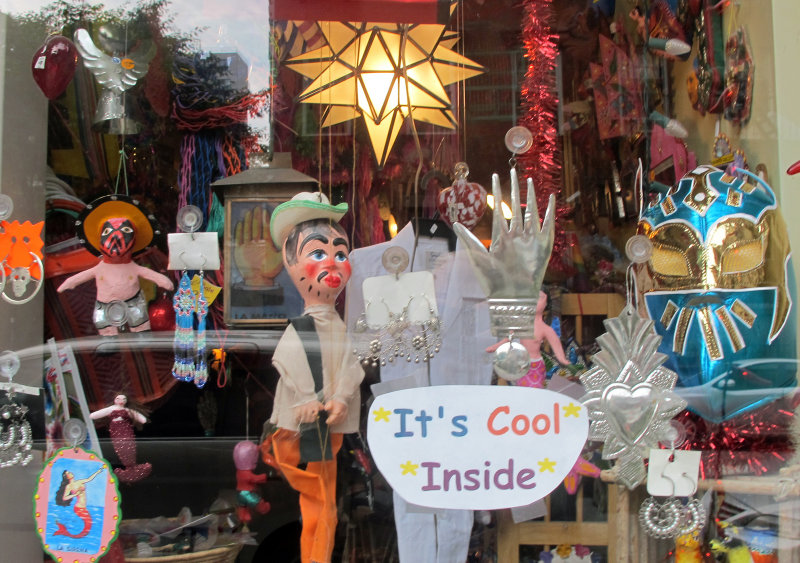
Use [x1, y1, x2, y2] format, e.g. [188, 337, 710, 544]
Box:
[272, 428, 343, 563]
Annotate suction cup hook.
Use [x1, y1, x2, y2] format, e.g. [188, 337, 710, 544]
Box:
[0, 194, 13, 221]
[382, 246, 410, 277]
[63, 419, 88, 449]
[0, 350, 20, 380]
[177, 205, 203, 234]
[504, 126, 533, 169]
[625, 235, 653, 264]
[658, 419, 687, 449]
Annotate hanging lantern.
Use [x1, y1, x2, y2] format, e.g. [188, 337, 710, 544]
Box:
[284, 17, 484, 166]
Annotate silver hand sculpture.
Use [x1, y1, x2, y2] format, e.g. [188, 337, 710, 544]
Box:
[453, 167, 556, 338]
[74, 27, 155, 134]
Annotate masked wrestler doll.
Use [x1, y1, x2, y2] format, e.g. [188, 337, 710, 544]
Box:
[57, 195, 174, 335]
[261, 192, 364, 563]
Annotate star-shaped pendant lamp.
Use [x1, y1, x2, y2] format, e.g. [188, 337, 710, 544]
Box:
[284, 19, 484, 166]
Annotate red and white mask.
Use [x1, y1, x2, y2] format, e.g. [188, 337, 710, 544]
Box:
[100, 218, 135, 261]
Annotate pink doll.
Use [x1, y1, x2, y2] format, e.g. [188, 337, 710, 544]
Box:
[233, 441, 271, 524]
[90, 393, 151, 483]
[486, 291, 568, 388]
[57, 195, 173, 335]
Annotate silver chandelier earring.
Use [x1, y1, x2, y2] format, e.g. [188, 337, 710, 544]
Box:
[639, 463, 706, 539]
[354, 294, 442, 367]
[0, 351, 33, 468]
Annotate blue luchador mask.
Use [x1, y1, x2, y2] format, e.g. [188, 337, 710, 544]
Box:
[638, 165, 796, 422]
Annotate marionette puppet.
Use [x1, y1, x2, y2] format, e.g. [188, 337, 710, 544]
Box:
[90, 393, 151, 483]
[261, 191, 364, 563]
[57, 195, 173, 335]
[233, 441, 271, 524]
[486, 291, 569, 388]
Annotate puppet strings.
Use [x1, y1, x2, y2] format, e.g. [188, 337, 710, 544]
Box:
[399, 24, 425, 272]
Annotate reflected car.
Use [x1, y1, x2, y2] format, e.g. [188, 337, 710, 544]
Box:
[674, 358, 798, 423]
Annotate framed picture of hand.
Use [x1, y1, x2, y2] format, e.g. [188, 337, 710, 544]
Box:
[223, 197, 304, 326]
[212, 154, 318, 327]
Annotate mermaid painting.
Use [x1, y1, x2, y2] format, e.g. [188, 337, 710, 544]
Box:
[35, 446, 121, 563]
[53, 467, 103, 538]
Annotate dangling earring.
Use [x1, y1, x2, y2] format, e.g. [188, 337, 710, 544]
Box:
[0, 351, 33, 468]
[193, 271, 209, 388]
[639, 463, 706, 539]
[639, 495, 683, 539]
[354, 298, 409, 368]
[353, 294, 442, 367]
[406, 294, 442, 363]
[172, 270, 195, 381]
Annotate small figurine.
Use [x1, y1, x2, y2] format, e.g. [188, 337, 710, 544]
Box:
[58, 195, 173, 335]
[90, 393, 151, 483]
[261, 192, 364, 563]
[486, 291, 569, 387]
[233, 441, 271, 524]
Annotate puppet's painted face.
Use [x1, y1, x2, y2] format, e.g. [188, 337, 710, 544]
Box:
[100, 218, 135, 260]
[284, 225, 351, 307]
[639, 165, 796, 422]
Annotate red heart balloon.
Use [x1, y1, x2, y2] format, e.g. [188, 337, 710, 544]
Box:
[436, 179, 487, 229]
[31, 35, 78, 100]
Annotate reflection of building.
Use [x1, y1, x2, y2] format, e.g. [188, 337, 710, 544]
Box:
[211, 51, 249, 92]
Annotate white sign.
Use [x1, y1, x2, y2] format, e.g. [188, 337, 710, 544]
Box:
[367, 385, 589, 510]
[168, 232, 221, 271]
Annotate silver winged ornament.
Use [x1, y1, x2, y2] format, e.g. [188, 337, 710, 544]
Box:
[580, 304, 686, 489]
[74, 27, 155, 134]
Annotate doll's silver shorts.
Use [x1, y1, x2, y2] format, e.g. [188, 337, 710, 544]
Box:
[93, 291, 149, 329]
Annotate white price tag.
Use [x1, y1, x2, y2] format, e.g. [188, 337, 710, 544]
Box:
[646, 449, 701, 497]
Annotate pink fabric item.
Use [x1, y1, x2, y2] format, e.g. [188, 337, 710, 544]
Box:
[651, 124, 697, 181]
[515, 359, 546, 389]
[590, 36, 645, 140]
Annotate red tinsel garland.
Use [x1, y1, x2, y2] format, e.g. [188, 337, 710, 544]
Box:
[676, 394, 799, 479]
[517, 0, 571, 276]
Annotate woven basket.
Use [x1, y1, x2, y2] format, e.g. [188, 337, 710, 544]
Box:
[124, 543, 242, 563]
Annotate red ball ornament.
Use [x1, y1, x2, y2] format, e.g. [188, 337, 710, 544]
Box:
[148, 293, 175, 332]
[436, 162, 487, 229]
[31, 35, 78, 100]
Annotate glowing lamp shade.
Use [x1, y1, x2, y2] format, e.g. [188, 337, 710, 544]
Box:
[285, 21, 484, 166]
